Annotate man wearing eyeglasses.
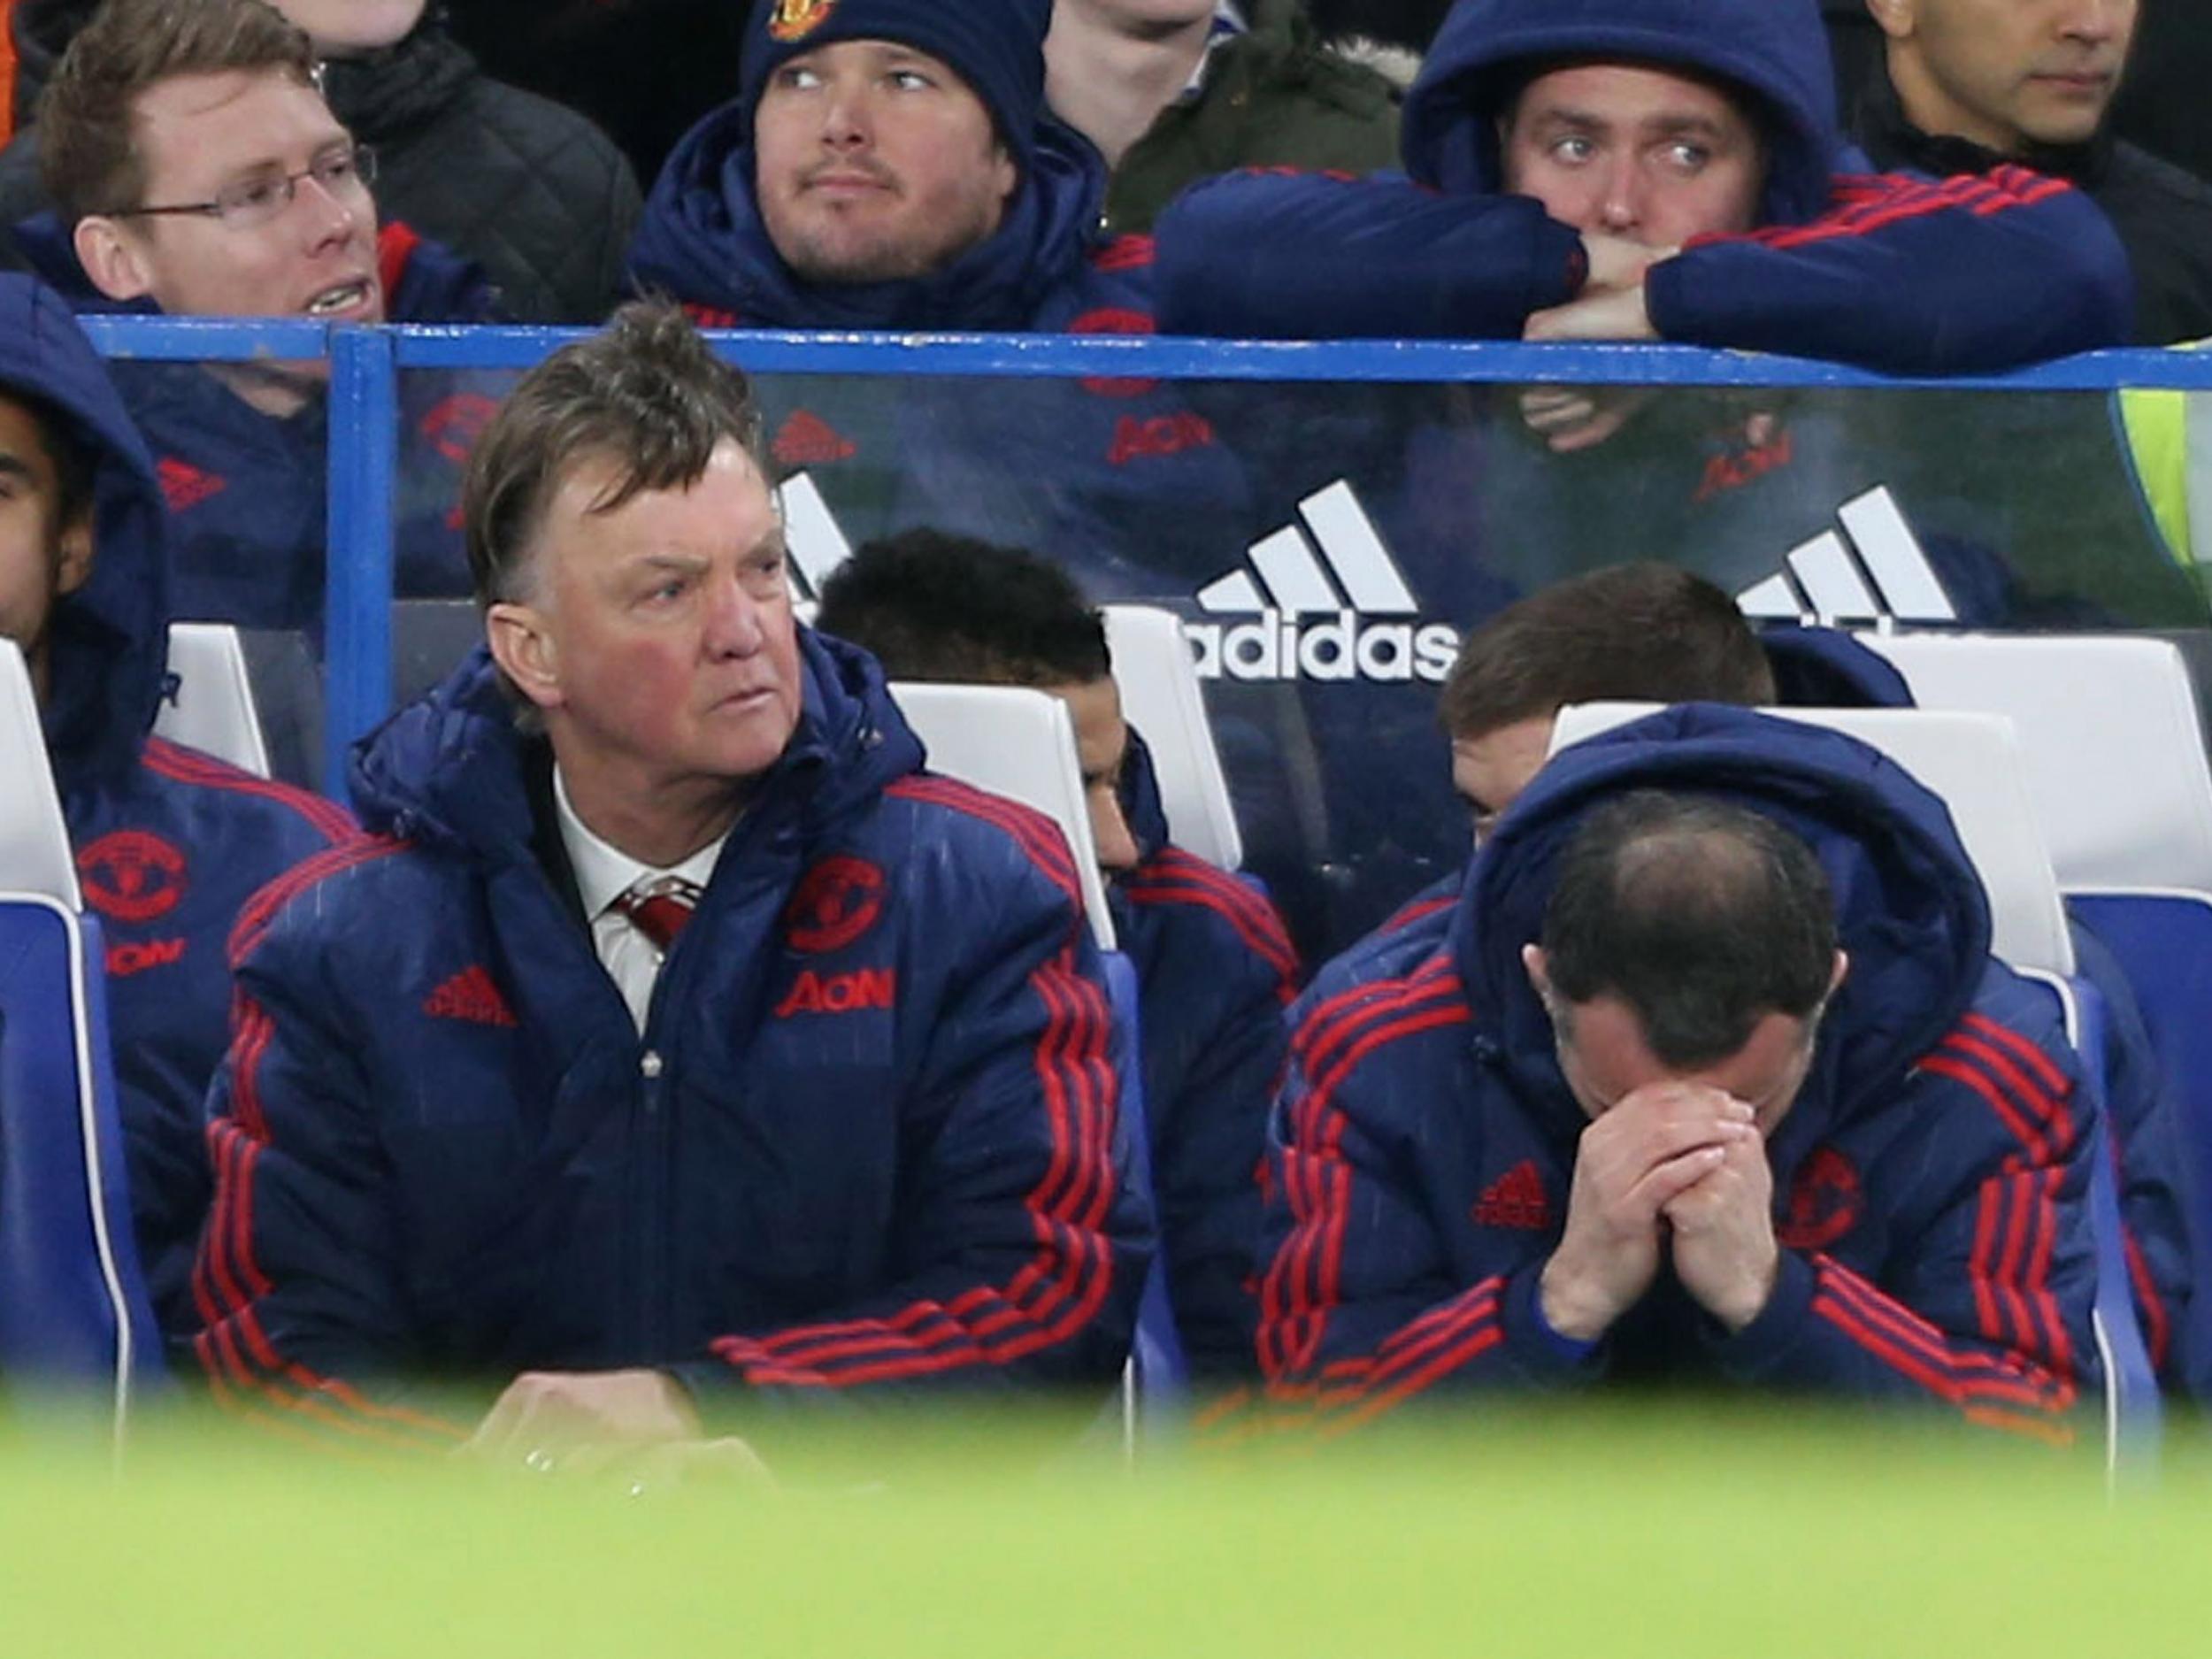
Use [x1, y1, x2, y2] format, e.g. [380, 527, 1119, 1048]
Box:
[7, 0, 499, 643]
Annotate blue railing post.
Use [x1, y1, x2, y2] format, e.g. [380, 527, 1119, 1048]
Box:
[325, 326, 398, 798]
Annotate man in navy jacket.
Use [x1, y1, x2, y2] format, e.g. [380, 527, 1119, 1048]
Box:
[626, 0, 1258, 599]
[0, 273, 352, 1338]
[14, 0, 501, 635]
[1156, 0, 2133, 374]
[1263, 703, 2096, 1440]
[192, 304, 1148, 1467]
[815, 528, 1300, 1380]
[1430, 566, 2193, 1396]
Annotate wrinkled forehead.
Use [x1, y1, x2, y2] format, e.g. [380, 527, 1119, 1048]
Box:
[1503, 56, 1762, 141]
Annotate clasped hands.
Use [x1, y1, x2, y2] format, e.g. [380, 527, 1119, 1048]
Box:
[1517, 232, 1673, 453]
[455, 1367, 773, 1494]
[1539, 1079, 1780, 1344]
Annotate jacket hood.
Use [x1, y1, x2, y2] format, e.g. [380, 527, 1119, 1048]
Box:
[1118, 726, 1171, 867]
[1451, 703, 1990, 1151]
[348, 626, 925, 863]
[1401, 0, 1840, 226]
[1761, 625, 1916, 710]
[0, 274, 173, 787]
[627, 99, 1106, 329]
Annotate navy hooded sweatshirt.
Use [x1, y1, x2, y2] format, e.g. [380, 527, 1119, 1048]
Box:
[0, 275, 355, 1338]
[626, 103, 1265, 597]
[11, 216, 501, 634]
[1155, 0, 2132, 371]
[1259, 704, 2098, 1440]
[191, 634, 1149, 1443]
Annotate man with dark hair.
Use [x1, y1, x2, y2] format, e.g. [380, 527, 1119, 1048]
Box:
[192, 303, 1148, 1466]
[1261, 703, 2096, 1434]
[0, 273, 351, 1338]
[1438, 565, 1776, 837]
[817, 528, 1299, 1379]
[1156, 0, 2131, 374]
[1421, 565, 2196, 1395]
[1822, 0, 2212, 345]
[5, 0, 501, 634]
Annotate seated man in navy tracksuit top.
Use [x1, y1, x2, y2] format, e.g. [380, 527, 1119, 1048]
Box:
[814, 529, 1301, 1381]
[1156, 0, 2134, 377]
[1265, 703, 2097, 1440]
[1431, 565, 2195, 1396]
[0, 274, 352, 1338]
[192, 304, 1149, 1469]
[14, 0, 501, 635]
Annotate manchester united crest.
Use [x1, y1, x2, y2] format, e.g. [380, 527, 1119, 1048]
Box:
[768, 0, 836, 42]
[76, 829, 188, 923]
[784, 855, 887, 954]
[1777, 1147, 1863, 1252]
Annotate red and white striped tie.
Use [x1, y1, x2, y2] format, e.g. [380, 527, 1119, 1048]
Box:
[612, 876, 700, 953]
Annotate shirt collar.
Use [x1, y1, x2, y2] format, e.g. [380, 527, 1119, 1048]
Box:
[555, 766, 726, 918]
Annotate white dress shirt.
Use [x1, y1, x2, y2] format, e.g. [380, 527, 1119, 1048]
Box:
[555, 768, 726, 1034]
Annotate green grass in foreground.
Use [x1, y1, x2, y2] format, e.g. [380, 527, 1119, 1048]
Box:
[0, 1397, 2202, 1657]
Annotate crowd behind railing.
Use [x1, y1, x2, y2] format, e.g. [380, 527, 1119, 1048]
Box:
[6, 0, 2212, 1481]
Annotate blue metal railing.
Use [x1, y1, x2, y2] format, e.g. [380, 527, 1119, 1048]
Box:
[75, 316, 2212, 790]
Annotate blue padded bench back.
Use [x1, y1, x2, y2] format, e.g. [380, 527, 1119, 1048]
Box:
[0, 895, 160, 1426]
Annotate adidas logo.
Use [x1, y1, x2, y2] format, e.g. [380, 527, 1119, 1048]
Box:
[1187, 480, 1460, 684]
[1471, 1158, 1551, 1231]
[773, 411, 857, 469]
[157, 456, 227, 513]
[423, 964, 518, 1028]
[1734, 486, 1958, 626]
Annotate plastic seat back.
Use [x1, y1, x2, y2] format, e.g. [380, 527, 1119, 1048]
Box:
[2016, 968, 2161, 1474]
[0, 641, 161, 1432]
[1863, 633, 2212, 891]
[888, 681, 1117, 951]
[1102, 605, 1242, 872]
[154, 621, 271, 777]
[888, 681, 1188, 1425]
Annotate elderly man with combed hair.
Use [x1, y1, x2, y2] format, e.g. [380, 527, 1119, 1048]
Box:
[192, 303, 1148, 1471]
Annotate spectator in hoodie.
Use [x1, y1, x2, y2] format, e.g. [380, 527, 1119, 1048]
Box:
[12, 0, 501, 635]
[0, 273, 351, 1338]
[1042, 0, 1401, 237]
[1156, 0, 2132, 378]
[1, 0, 641, 321]
[817, 527, 1301, 1380]
[626, 0, 1263, 602]
[1819, 0, 2212, 346]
